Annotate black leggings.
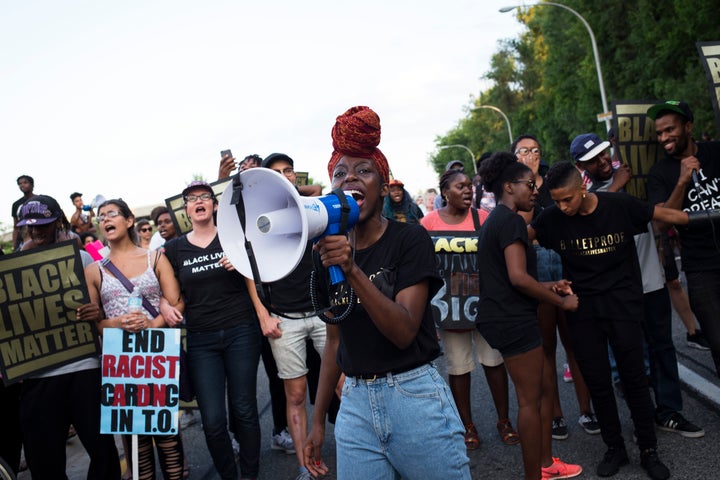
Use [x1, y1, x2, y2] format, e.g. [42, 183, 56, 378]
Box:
[125, 434, 184, 480]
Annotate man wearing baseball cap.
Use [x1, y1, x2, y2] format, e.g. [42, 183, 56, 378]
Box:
[570, 133, 631, 193]
[647, 101, 720, 380]
[15, 194, 121, 479]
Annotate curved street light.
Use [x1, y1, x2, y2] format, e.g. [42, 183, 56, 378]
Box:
[500, 2, 612, 131]
[474, 105, 514, 146]
[438, 144, 477, 174]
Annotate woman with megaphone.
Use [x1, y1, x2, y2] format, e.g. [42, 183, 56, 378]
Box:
[303, 106, 471, 480]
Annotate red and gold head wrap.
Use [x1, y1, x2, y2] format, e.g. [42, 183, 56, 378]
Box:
[327, 106, 390, 184]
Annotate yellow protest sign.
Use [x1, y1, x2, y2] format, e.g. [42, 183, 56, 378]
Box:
[0, 241, 100, 384]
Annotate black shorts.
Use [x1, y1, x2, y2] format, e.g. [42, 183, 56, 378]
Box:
[476, 317, 541, 358]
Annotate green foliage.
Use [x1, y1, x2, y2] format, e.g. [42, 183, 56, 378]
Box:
[433, 0, 720, 173]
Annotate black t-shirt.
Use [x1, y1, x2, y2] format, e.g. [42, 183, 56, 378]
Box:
[477, 204, 538, 321]
[647, 141, 720, 272]
[532, 181, 554, 221]
[164, 234, 255, 332]
[11, 196, 25, 222]
[532, 192, 651, 304]
[316, 220, 442, 377]
[263, 242, 315, 313]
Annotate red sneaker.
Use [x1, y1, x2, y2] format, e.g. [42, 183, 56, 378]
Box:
[541, 457, 583, 479]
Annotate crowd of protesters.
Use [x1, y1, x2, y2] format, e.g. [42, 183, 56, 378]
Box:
[2, 100, 718, 480]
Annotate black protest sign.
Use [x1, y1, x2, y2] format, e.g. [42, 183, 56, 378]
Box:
[697, 41, 720, 134]
[612, 100, 665, 200]
[428, 232, 479, 330]
[0, 241, 100, 384]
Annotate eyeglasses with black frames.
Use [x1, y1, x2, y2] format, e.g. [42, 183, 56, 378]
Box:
[515, 147, 541, 156]
[184, 193, 214, 203]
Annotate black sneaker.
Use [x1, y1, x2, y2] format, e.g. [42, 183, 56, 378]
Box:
[578, 413, 601, 434]
[640, 448, 670, 480]
[597, 445, 629, 477]
[657, 412, 705, 438]
[551, 416, 568, 440]
[687, 330, 711, 350]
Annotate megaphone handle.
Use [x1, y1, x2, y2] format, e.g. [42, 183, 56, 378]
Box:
[329, 265, 345, 285]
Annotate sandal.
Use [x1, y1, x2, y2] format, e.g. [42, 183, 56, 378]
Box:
[464, 423, 481, 450]
[497, 418, 520, 445]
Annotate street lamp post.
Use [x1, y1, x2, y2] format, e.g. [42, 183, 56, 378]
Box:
[500, 2, 612, 132]
[474, 105, 514, 146]
[438, 144, 477, 174]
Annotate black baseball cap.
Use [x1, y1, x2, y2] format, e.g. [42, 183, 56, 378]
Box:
[17, 195, 63, 226]
[647, 101, 694, 122]
[261, 153, 294, 169]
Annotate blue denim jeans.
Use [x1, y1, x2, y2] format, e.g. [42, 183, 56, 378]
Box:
[534, 244, 563, 282]
[335, 364, 471, 480]
[685, 270, 720, 377]
[187, 323, 262, 480]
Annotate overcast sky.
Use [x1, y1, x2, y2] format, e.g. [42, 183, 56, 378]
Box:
[1, 0, 527, 228]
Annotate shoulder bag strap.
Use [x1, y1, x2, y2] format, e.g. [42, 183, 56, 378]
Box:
[101, 258, 160, 318]
[470, 208, 481, 231]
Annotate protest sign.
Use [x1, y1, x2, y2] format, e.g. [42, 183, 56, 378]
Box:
[0, 240, 99, 384]
[697, 41, 720, 134]
[165, 172, 313, 236]
[611, 100, 666, 200]
[428, 232, 479, 330]
[101, 328, 181, 435]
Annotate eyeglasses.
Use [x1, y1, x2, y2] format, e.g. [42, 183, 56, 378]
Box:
[139, 227, 153, 232]
[515, 147, 541, 156]
[97, 210, 123, 222]
[184, 193, 214, 203]
[273, 167, 294, 176]
[511, 179, 538, 191]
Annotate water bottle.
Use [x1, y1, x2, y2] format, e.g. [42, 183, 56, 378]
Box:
[128, 286, 142, 313]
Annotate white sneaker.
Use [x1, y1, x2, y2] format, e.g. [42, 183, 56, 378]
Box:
[231, 437, 240, 459]
[271, 427, 295, 454]
[180, 410, 197, 429]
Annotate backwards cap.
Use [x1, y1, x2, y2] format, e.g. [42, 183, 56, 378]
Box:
[327, 106, 390, 184]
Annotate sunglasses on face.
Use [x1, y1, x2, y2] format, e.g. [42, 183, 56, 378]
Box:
[139, 227, 152, 232]
[511, 179, 538, 191]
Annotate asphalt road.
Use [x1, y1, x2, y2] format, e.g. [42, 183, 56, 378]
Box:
[19, 304, 720, 480]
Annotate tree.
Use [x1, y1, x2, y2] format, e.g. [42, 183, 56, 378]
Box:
[432, 0, 720, 174]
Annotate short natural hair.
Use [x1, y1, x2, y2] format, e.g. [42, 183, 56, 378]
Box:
[17, 175, 34, 186]
[545, 161, 582, 190]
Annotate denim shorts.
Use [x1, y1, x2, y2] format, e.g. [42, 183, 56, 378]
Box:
[534, 244, 562, 282]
